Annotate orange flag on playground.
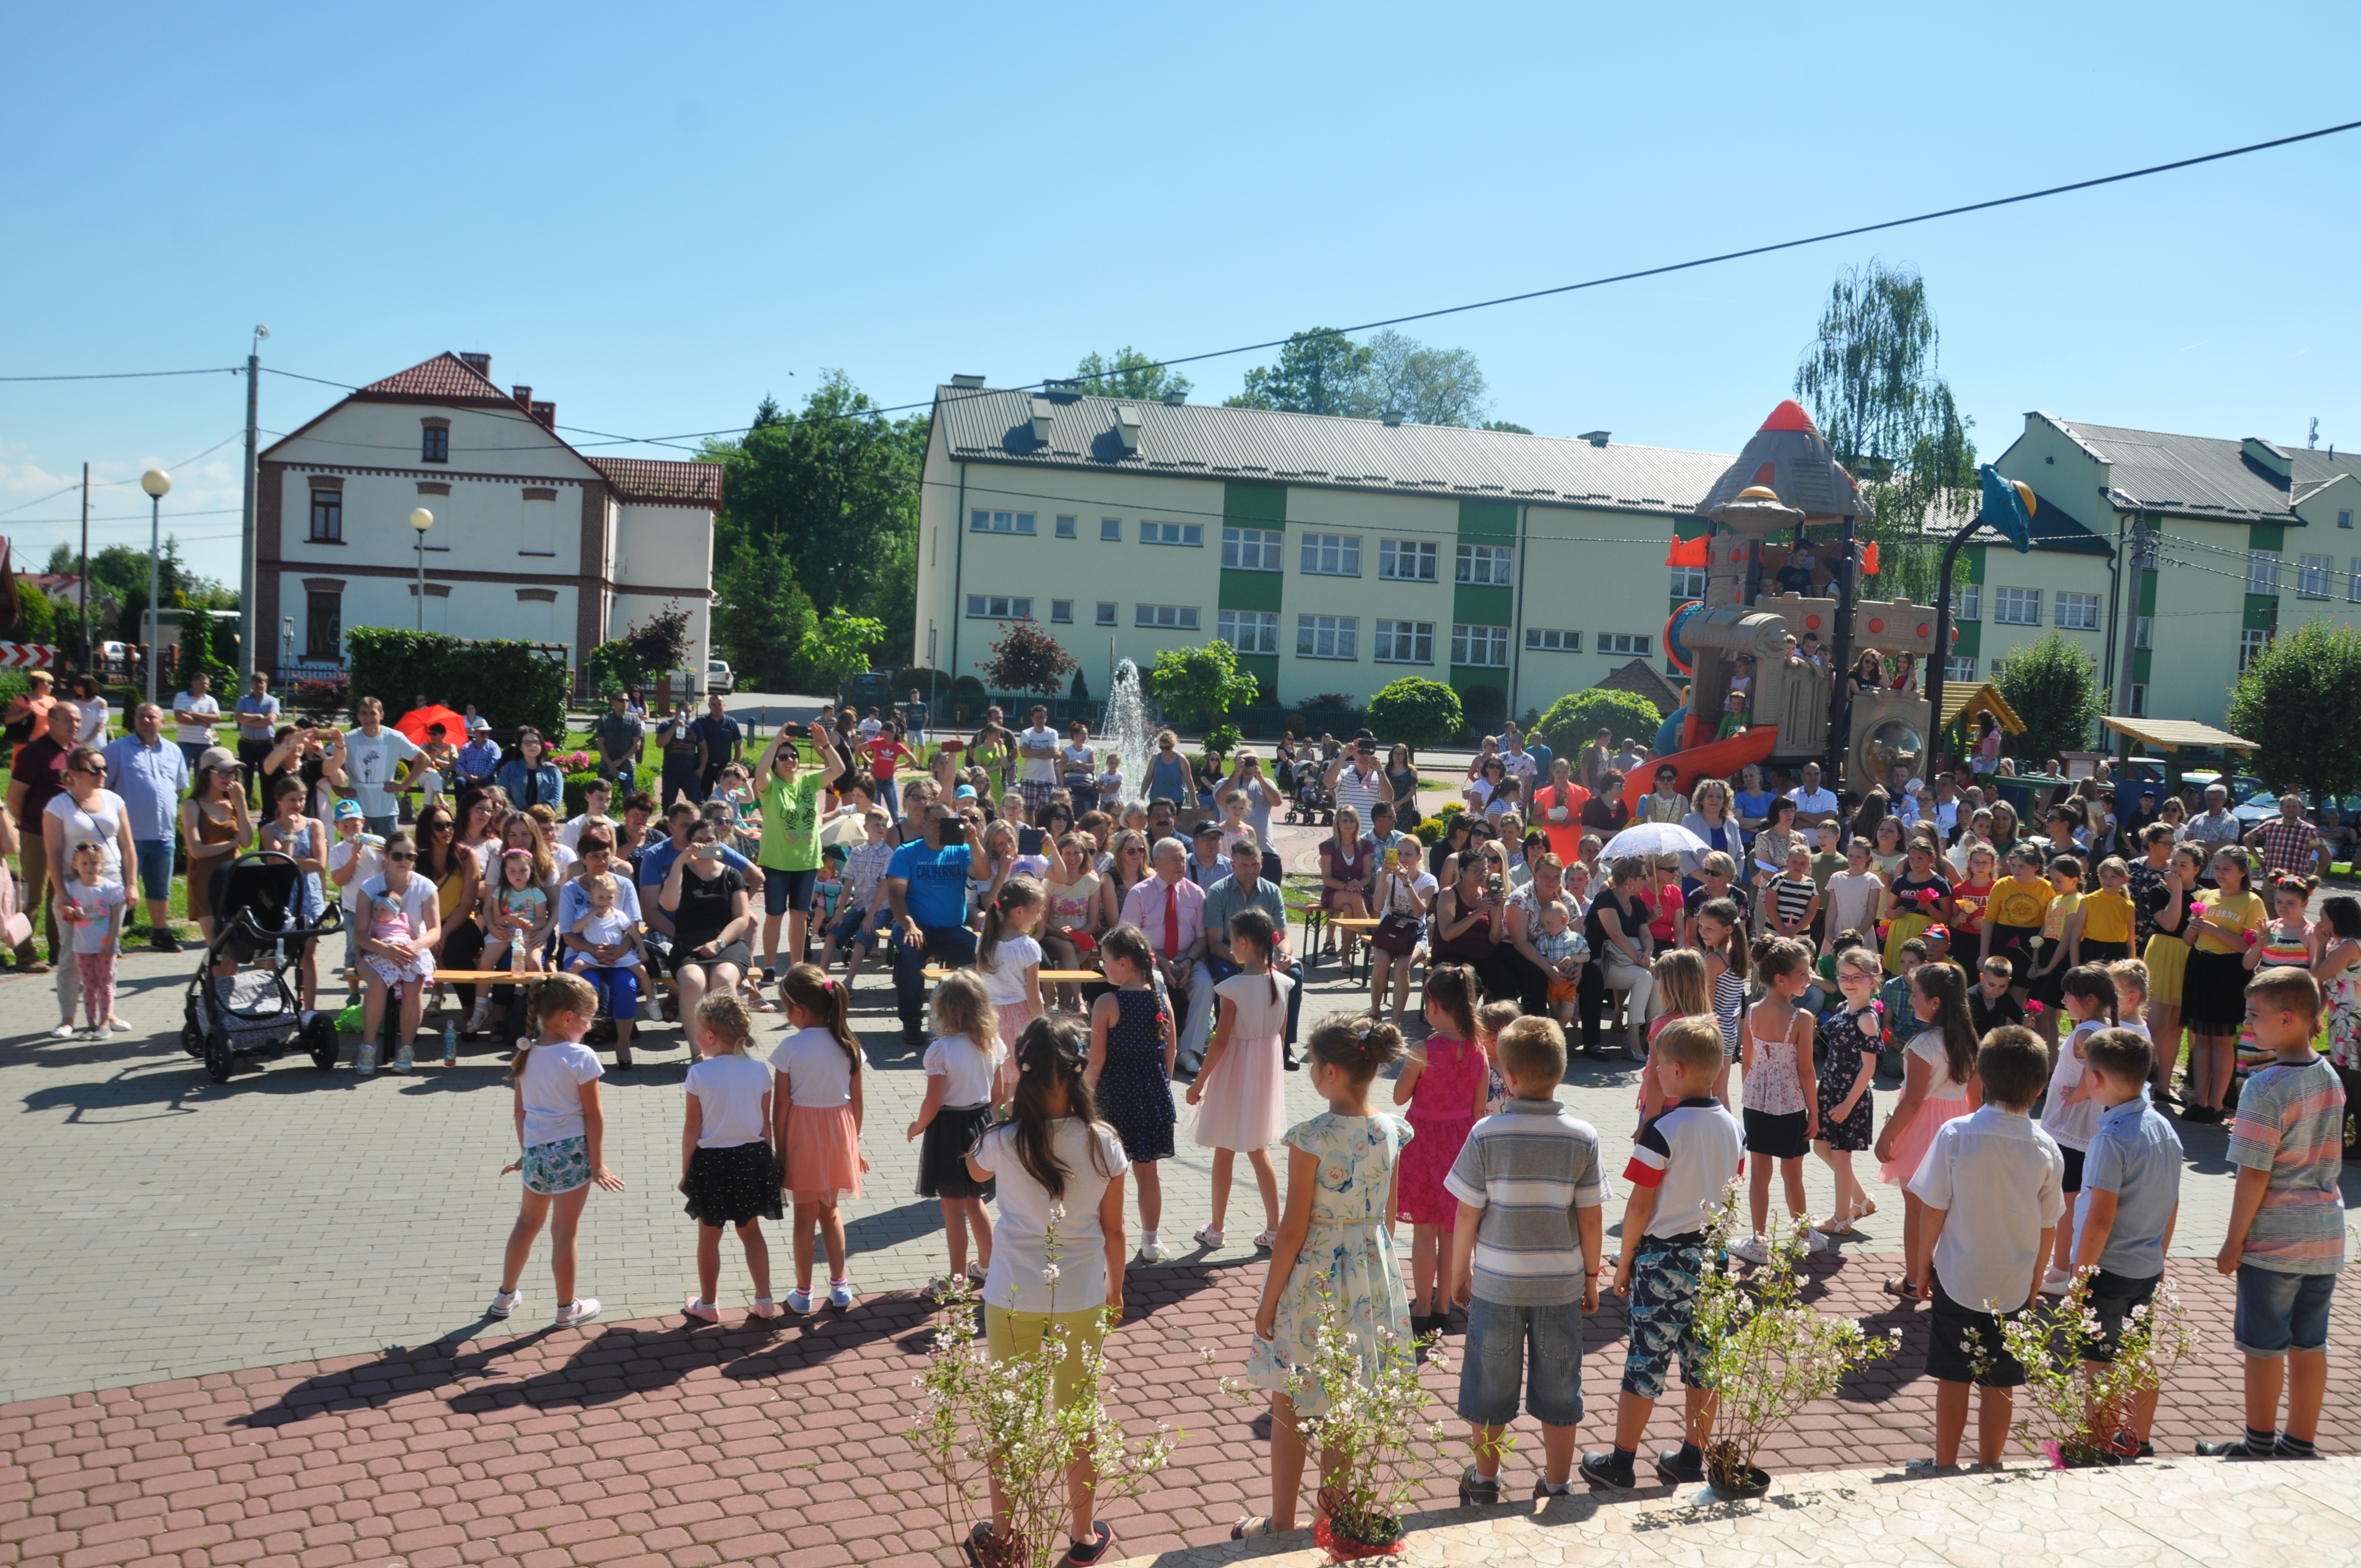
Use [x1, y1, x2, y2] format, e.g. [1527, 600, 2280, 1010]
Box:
[1861, 541, 1881, 576]
[1665, 535, 1710, 568]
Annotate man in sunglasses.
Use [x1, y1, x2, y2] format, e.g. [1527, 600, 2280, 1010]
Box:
[102, 702, 191, 951]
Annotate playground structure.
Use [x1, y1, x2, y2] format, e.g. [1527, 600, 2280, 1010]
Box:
[1648, 400, 1951, 801]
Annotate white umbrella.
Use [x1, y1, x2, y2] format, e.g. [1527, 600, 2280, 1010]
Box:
[1600, 821, 1709, 861]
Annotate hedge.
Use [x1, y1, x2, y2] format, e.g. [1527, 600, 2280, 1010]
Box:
[344, 628, 569, 736]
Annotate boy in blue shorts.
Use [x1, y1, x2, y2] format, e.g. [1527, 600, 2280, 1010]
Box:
[1580, 1016, 1744, 1489]
[1445, 1015, 1608, 1503]
[2070, 1026, 2183, 1458]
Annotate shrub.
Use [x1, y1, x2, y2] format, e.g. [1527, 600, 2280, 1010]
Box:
[1366, 677, 1462, 750]
[292, 674, 350, 725]
[1460, 683, 1507, 732]
[980, 619, 1078, 696]
[1534, 687, 1664, 757]
[344, 628, 569, 736]
[951, 674, 987, 700]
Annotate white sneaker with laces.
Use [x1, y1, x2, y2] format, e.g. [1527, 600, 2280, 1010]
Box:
[1728, 1235, 1771, 1266]
[108, 1017, 133, 1032]
[488, 1289, 521, 1319]
[393, 1042, 414, 1073]
[553, 1298, 601, 1327]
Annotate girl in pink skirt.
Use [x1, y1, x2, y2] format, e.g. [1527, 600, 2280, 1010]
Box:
[978, 876, 1046, 1104]
[1873, 959, 1981, 1299]
[1392, 963, 1490, 1336]
[768, 964, 869, 1314]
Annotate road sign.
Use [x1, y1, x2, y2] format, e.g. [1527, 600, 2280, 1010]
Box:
[0, 643, 56, 669]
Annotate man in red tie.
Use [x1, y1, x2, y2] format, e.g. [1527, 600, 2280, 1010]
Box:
[1121, 836, 1212, 1065]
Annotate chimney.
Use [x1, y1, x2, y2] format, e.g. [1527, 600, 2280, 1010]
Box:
[1112, 405, 1142, 453]
[949, 373, 986, 389]
[2242, 436, 2292, 478]
[1029, 397, 1054, 444]
[459, 352, 492, 380]
[1381, 410, 1405, 426]
[1162, 392, 1186, 406]
[1579, 430, 1611, 448]
[512, 385, 533, 411]
[531, 401, 557, 429]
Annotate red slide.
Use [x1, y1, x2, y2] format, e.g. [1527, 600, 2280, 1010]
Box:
[1620, 726, 1780, 816]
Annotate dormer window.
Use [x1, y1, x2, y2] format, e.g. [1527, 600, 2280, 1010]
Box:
[421, 418, 450, 464]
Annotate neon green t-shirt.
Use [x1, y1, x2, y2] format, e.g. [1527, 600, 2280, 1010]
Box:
[758, 771, 825, 872]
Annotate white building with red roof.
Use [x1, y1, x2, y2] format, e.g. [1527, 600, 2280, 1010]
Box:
[257, 351, 722, 695]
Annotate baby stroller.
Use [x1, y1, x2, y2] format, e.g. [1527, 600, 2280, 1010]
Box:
[1286, 771, 1334, 827]
[179, 850, 344, 1084]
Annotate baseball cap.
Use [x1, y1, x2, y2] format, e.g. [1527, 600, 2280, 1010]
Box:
[955, 784, 977, 799]
[333, 799, 363, 821]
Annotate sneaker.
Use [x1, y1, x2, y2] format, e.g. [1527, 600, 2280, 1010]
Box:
[828, 1279, 855, 1309]
[1579, 1451, 1635, 1490]
[1728, 1235, 1771, 1266]
[553, 1298, 601, 1327]
[48, 1023, 74, 1040]
[1456, 1464, 1505, 1506]
[1139, 1241, 1167, 1264]
[488, 1288, 521, 1319]
[750, 1298, 784, 1320]
[1193, 1226, 1224, 1250]
[761, 965, 778, 986]
[636, 999, 662, 1023]
[1655, 1447, 1706, 1485]
[356, 1042, 377, 1077]
[2039, 1267, 2074, 1295]
[1804, 1228, 1834, 1255]
[150, 930, 182, 954]
[2195, 1437, 2278, 1458]
[785, 1288, 814, 1314]
[108, 1017, 132, 1032]
[393, 1042, 414, 1073]
[1533, 1478, 1575, 1500]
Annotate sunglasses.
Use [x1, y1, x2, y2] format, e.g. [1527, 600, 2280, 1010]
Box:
[386, 851, 417, 862]
[75, 763, 106, 776]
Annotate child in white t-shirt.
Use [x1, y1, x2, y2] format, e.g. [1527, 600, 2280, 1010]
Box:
[2038, 965, 2118, 1295]
[906, 971, 1006, 1294]
[491, 974, 624, 1328]
[679, 992, 784, 1325]
[978, 875, 1046, 1101]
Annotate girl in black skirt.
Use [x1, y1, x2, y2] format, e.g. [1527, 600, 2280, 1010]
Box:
[907, 971, 1004, 1293]
[679, 993, 785, 1325]
[1813, 948, 1884, 1237]
[1085, 924, 1178, 1262]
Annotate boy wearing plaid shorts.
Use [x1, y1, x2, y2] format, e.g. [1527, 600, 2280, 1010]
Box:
[1581, 1016, 1744, 1489]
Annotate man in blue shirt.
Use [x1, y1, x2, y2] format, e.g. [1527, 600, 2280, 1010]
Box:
[884, 800, 984, 1042]
[900, 688, 930, 748]
[233, 673, 280, 806]
[101, 701, 191, 950]
[691, 694, 742, 799]
[453, 717, 501, 792]
[1198, 835, 1304, 1069]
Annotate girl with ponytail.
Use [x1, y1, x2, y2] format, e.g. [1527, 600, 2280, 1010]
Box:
[769, 963, 868, 1314]
[978, 874, 1047, 1102]
[1875, 960, 1982, 1297]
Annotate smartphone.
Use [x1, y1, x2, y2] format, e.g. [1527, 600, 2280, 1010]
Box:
[1018, 827, 1046, 856]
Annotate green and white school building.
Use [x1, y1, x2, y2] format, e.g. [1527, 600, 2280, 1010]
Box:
[911, 380, 2361, 731]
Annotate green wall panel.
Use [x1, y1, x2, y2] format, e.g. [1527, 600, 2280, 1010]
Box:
[1454, 584, 1513, 626]
[2138, 568, 2157, 617]
[1236, 653, 1278, 698]
[1224, 481, 1287, 529]
[1218, 568, 1283, 612]
[2243, 594, 2279, 631]
[1451, 668, 1509, 697]
[2132, 649, 2152, 684]
[1457, 500, 1516, 541]
[2248, 521, 2286, 554]
[1961, 543, 1987, 585]
[1952, 621, 1981, 660]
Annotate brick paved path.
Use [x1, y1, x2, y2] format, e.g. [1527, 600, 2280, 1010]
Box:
[3, 1257, 2354, 1568]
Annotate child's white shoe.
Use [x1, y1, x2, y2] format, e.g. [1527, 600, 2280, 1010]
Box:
[488, 1288, 521, 1319]
[1193, 1226, 1224, 1250]
[553, 1298, 600, 1327]
[48, 1023, 74, 1040]
[1728, 1235, 1771, 1266]
[2039, 1267, 2074, 1295]
[108, 1017, 132, 1032]
[1803, 1228, 1834, 1255]
[393, 1042, 414, 1073]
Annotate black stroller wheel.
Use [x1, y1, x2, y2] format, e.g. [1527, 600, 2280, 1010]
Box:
[203, 1029, 235, 1083]
[303, 1015, 340, 1071]
[181, 1021, 205, 1059]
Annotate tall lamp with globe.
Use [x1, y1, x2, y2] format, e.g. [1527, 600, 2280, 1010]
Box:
[410, 507, 433, 631]
[139, 468, 171, 705]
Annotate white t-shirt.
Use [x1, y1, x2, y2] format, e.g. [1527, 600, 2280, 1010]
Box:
[1786, 786, 1838, 817]
[981, 933, 1043, 1004]
[972, 1117, 1128, 1313]
[60, 877, 127, 956]
[173, 693, 220, 748]
[1019, 726, 1060, 783]
[342, 727, 422, 819]
[558, 813, 613, 852]
[686, 1052, 773, 1148]
[768, 1025, 867, 1108]
[559, 872, 641, 933]
[2041, 1021, 2104, 1152]
[1907, 1105, 2065, 1314]
[572, 910, 636, 950]
[518, 1038, 603, 1148]
[329, 836, 382, 913]
[1823, 869, 1884, 938]
[1905, 1028, 1972, 1101]
[44, 789, 128, 879]
[924, 1033, 1004, 1107]
[73, 697, 108, 747]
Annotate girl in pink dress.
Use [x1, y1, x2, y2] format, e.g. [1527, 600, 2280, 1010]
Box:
[1391, 964, 1490, 1335]
[1187, 909, 1293, 1251]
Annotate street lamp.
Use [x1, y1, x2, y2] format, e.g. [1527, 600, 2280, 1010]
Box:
[139, 469, 171, 705]
[1921, 465, 2034, 781]
[409, 507, 434, 630]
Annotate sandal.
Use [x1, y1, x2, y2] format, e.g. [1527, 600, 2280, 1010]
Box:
[1193, 1226, 1225, 1249]
[1063, 1522, 1115, 1566]
[682, 1297, 721, 1324]
[1884, 1275, 1921, 1300]
[1230, 1516, 1273, 1540]
[1252, 1229, 1279, 1251]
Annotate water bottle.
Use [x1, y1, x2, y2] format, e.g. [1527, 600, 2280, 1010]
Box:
[443, 1020, 458, 1067]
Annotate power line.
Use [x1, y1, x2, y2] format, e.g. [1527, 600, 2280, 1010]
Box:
[0, 366, 241, 383]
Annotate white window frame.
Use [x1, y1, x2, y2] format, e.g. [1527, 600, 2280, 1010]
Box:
[2134, 615, 2152, 650]
[1050, 599, 1073, 623]
[1669, 566, 1706, 599]
[2349, 560, 2361, 604]
[1378, 538, 1438, 581]
[2247, 551, 2281, 595]
[1373, 619, 1434, 664]
[1100, 518, 1122, 541]
[1140, 520, 1203, 547]
[2240, 627, 2268, 671]
[2055, 591, 2100, 630]
[2128, 683, 2147, 717]
[1054, 514, 1077, 539]
[1597, 631, 1650, 657]
[1524, 628, 1581, 652]
[1299, 532, 1361, 576]
[1296, 614, 1358, 660]
[1951, 582, 1981, 622]
[1455, 542, 1513, 585]
[1221, 526, 1284, 571]
[966, 594, 1032, 619]
[2298, 553, 2332, 599]
[1135, 603, 1200, 630]
[969, 509, 1036, 536]
[1992, 586, 2041, 625]
[1095, 601, 1117, 625]
[1451, 623, 1510, 667]
[1944, 656, 1976, 683]
[1217, 608, 1279, 655]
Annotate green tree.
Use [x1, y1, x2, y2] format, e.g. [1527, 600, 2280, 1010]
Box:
[980, 619, 1078, 695]
[710, 547, 813, 692]
[1534, 688, 1665, 758]
[2228, 620, 2361, 799]
[1359, 329, 1489, 426]
[1481, 420, 1534, 435]
[1366, 677, 1463, 749]
[1226, 329, 1374, 416]
[1995, 633, 2102, 765]
[8, 577, 56, 644]
[799, 613, 886, 690]
[1147, 641, 1261, 730]
[1073, 347, 1192, 403]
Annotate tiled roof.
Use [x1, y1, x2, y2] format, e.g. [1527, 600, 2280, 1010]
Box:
[586, 456, 725, 508]
[932, 386, 1732, 516]
[1591, 658, 1680, 714]
[354, 352, 520, 407]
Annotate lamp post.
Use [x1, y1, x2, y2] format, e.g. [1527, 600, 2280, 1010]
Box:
[139, 469, 171, 706]
[1920, 465, 2034, 782]
[409, 507, 434, 630]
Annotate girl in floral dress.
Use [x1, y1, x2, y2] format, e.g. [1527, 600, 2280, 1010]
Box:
[1392, 964, 1489, 1335]
[1812, 948, 1883, 1235]
[2311, 894, 2361, 1156]
[1235, 1012, 1412, 1543]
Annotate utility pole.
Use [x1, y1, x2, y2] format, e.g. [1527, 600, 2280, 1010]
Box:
[240, 326, 268, 681]
[78, 463, 89, 675]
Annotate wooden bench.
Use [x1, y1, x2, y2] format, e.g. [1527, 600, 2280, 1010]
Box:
[1328, 917, 1380, 981]
[924, 968, 1102, 983]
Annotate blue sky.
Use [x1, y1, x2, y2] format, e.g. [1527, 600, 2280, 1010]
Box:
[5, 1, 2359, 586]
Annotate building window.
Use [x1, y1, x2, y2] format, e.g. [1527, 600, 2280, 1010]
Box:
[2128, 683, 2147, 717]
[2247, 551, 2280, 594]
[966, 594, 1032, 619]
[1051, 600, 1073, 623]
[1055, 515, 1077, 539]
[303, 590, 341, 659]
[420, 424, 449, 463]
[2298, 553, 2332, 598]
[1669, 566, 1706, 599]
[1096, 601, 1117, 625]
[1944, 656, 1976, 683]
[2134, 616, 2152, 650]
[2342, 510, 2353, 529]
[970, 509, 1036, 535]
[1379, 539, 1438, 581]
[1993, 586, 2041, 625]
[1221, 526, 1283, 571]
[1951, 582, 1981, 622]
[2055, 591, 2100, 630]
[2349, 561, 2361, 604]
[1598, 632, 1650, 657]
[1456, 542, 1513, 585]
[1374, 619, 1434, 663]
[1100, 518, 1122, 541]
[1217, 608, 1279, 655]
[1524, 628, 1581, 652]
[308, 488, 342, 543]
[1136, 603, 1199, 630]
[1297, 614, 1358, 660]
[1140, 520, 1202, 547]
[1452, 623, 1510, 667]
[1300, 532, 1361, 576]
[2240, 628, 2268, 671]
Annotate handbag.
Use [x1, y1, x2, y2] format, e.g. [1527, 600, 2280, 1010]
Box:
[0, 859, 26, 951]
[1372, 912, 1421, 956]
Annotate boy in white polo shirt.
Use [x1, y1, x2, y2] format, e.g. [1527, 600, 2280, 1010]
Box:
[1906, 1024, 2064, 1470]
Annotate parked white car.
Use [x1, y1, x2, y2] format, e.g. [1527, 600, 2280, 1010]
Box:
[706, 657, 734, 694]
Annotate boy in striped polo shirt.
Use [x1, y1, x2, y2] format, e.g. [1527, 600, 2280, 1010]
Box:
[2197, 966, 2347, 1459]
[1444, 1015, 1608, 1504]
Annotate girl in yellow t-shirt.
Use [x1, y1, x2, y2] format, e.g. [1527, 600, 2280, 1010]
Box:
[2179, 846, 2267, 1124]
[1981, 846, 2055, 1010]
[2072, 856, 2137, 965]
[2025, 857, 2084, 1050]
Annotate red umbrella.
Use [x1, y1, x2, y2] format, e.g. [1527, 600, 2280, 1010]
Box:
[394, 704, 468, 747]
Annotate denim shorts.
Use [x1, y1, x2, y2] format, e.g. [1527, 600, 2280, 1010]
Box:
[1623, 1237, 1709, 1400]
[1457, 1295, 1584, 1428]
[2234, 1264, 2336, 1358]
[2083, 1268, 2161, 1364]
[764, 865, 818, 918]
[133, 839, 176, 903]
